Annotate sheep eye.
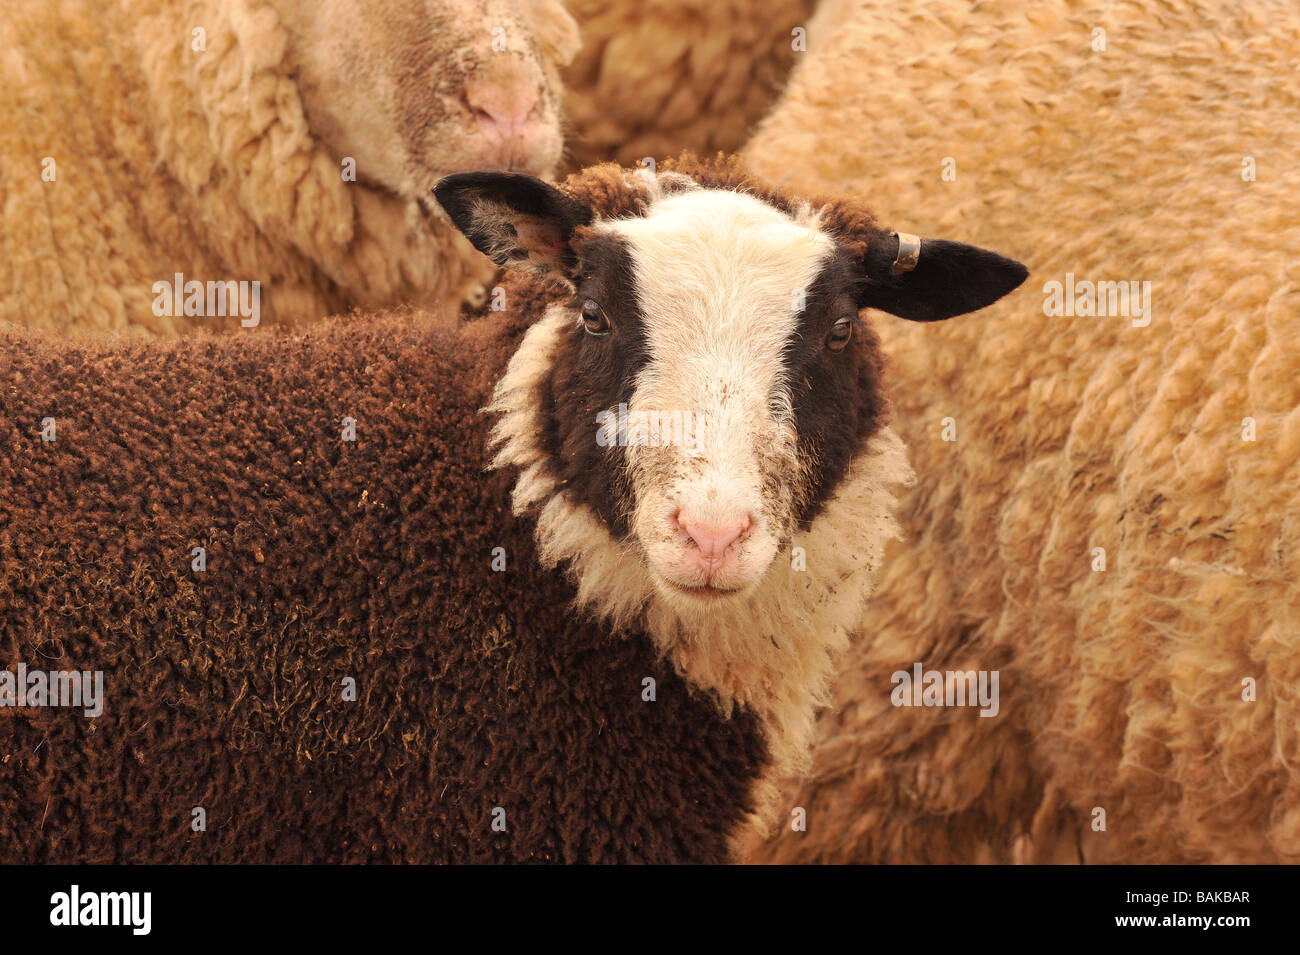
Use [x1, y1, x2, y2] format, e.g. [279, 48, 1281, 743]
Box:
[580, 298, 610, 336]
[827, 317, 853, 351]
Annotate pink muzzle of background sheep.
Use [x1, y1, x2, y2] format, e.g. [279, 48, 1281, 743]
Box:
[463, 71, 547, 171]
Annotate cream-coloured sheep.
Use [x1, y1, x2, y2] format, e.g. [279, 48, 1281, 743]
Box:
[0, 0, 579, 335]
[562, 0, 815, 169]
[743, 0, 1300, 863]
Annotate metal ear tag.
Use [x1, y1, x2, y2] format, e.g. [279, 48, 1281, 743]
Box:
[889, 231, 921, 275]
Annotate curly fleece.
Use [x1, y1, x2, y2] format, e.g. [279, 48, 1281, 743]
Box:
[742, 0, 1300, 863]
[561, 0, 816, 170]
[0, 0, 494, 336]
[0, 305, 775, 863]
[0, 156, 927, 864]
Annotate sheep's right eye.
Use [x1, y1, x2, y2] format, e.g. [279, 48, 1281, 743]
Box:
[580, 299, 611, 336]
[827, 316, 853, 351]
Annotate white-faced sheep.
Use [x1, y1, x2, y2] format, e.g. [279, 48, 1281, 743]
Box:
[742, 0, 1300, 863]
[0, 0, 579, 336]
[0, 156, 1025, 862]
[561, 0, 816, 169]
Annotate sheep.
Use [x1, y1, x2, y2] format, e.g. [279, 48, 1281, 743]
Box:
[561, 0, 816, 169]
[741, 0, 1300, 863]
[0, 0, 579, 336]
[0, 155, 1026, 863]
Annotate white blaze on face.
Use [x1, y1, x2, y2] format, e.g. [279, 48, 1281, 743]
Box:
[602, 189, 836, 602]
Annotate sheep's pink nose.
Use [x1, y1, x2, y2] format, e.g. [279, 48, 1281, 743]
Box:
[675, 510, 754, 581]
[463, 80, 540, 141]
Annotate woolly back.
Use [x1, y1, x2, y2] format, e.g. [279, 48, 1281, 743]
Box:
[745, 0, 1300, 862]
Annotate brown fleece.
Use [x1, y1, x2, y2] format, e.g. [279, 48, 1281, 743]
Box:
[0, 308, 767, 863]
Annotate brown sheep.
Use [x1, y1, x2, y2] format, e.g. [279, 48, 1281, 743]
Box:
[0, 156, 1025, 862]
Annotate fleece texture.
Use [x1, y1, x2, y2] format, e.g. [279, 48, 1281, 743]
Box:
[741, 0, 1300, 863]
[0, 308, 771, 863]
[0, 0, 502, 336]
[561, 0, 816, 169]
[0, 154, 939, 864]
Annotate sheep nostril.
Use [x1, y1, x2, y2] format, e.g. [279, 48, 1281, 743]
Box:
[457, 90, 491, 123]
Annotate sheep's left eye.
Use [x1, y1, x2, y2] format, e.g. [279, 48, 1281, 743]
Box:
[827, 317, 853, 351]
[580, 299, 610, 336]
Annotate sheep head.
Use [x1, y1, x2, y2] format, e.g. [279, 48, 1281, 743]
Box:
[272, 0, 579, 198]
[437, 158, 1027, 618]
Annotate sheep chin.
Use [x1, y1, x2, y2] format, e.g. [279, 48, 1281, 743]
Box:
[649, 575, 759, 613]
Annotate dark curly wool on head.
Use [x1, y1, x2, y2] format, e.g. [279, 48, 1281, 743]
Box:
[0, 311, 765, 864]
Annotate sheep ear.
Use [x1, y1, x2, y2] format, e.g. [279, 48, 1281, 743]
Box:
[855, 231, 1029, 321]
[433, 172, 593, 279]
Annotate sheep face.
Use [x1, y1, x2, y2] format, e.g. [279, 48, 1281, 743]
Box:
[587, 190, 859, 603]
[435, 163, 1028, 612]
[272, 0, 578, 198]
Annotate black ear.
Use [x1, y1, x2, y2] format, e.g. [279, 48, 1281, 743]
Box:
[432, 172, 594, 279]
[855, 231, 1029, 321]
